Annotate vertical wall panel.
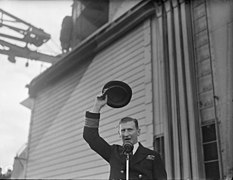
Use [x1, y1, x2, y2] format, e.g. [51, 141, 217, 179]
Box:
[152, 3, 174, 179]
[173, 1, 192, 178]
[166, 1, 182, 178]
[180, 1, 204, 178]
[152, 0, 206, 179]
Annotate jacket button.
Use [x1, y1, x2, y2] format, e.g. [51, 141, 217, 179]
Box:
[139, 174, 142, 178]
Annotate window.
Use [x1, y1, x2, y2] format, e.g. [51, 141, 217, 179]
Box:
[201, 123, 220, 179]
[154, 135, 165, 164]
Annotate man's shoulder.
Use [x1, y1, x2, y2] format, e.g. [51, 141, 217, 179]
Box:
[110, 144, 124, 155]
[139, 143, 160, 156]
[111, 144, 122, 150]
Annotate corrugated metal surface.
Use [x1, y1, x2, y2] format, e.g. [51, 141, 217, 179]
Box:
[26, 20, 153, 179]
[151, 1, 205, 179]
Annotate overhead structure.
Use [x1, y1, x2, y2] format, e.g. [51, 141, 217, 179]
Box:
[0, 8, 58, 64]
[60, 0, 109, 52]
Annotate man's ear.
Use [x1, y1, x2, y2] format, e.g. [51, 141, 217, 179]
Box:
[137, 128, 141, 136]
[118, 129, 121, 138]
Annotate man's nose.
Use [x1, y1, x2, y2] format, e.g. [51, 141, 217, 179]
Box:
[123, 130, 130, 136]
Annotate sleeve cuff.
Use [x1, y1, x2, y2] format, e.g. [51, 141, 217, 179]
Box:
[85, 111, 100, 128]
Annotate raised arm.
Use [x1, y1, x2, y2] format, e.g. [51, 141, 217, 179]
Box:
[83, 94, 112, 162]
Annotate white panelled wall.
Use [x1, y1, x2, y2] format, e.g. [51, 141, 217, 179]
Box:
[26, 19, 157, 179]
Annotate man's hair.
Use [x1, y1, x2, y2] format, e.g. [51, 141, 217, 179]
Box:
[119, 117, 139, 129]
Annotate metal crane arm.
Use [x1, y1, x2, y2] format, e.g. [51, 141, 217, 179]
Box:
[0, 8, 58, 64]
[0, 8, 50, 47]
[0, 39, 58, 64]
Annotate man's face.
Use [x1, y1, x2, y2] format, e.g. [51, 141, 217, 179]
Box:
[119, 121, 140, 145]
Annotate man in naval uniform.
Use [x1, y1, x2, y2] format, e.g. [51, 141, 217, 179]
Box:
[83, 95, 167, 180]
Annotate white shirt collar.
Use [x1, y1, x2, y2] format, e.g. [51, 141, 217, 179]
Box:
[133, 142, 139, 155]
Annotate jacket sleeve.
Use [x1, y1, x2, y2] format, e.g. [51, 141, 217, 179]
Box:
[83, 111, 111, 163]
[153, 152, 167, 180]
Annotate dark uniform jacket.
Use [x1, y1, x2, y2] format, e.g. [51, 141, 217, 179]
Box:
[83, 111, 167, 180]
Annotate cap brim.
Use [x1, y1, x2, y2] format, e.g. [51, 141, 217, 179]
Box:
[102, 81, 132, 108]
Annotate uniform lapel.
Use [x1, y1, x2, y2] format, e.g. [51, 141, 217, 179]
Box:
[130, 142, 148, 166]
[119, 146, 127, 166]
